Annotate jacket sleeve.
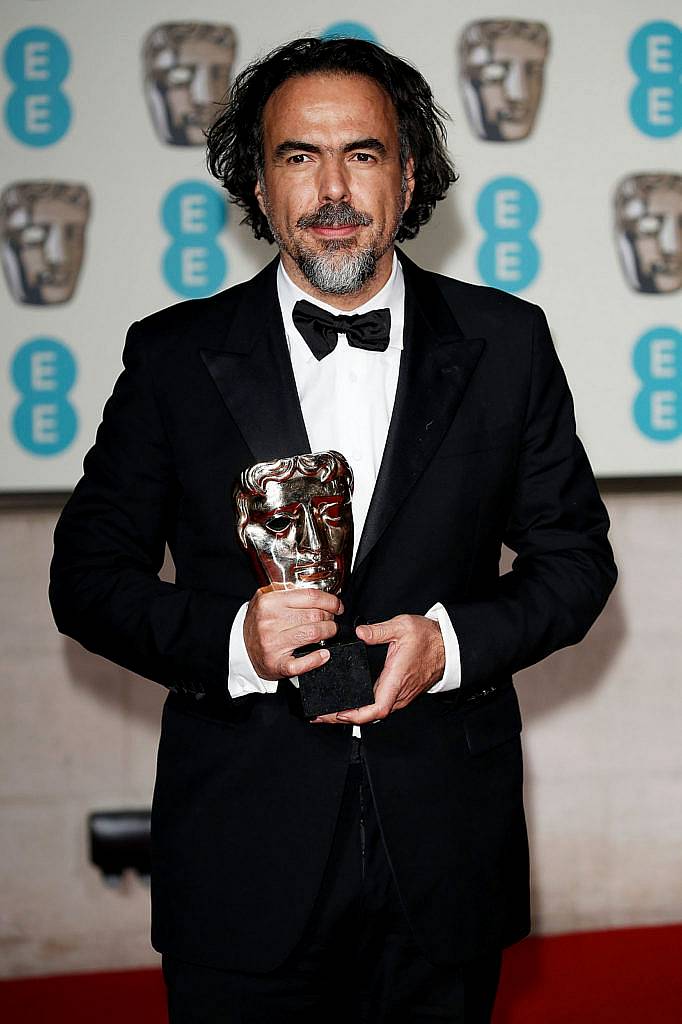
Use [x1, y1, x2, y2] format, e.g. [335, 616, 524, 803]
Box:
[49, 322, 243, 701]
[445, 306, 617, 689]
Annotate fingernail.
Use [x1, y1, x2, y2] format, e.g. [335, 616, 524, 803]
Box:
[356, 625, 370, 639]
[320, 649, 330, 661]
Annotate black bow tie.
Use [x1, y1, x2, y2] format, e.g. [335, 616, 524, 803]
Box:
[292, 299, 391, 361]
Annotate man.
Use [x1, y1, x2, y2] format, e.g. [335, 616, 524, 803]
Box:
[0, 180, 91, 305]
[459, 19, 550, 142]
[614, 172, 682, 294]
[50, 37, 616, 1023]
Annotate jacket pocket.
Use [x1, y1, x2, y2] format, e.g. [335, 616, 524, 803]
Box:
[462, 685, 522, 755]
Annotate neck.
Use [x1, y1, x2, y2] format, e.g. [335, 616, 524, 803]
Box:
[279, 247, 395, 311]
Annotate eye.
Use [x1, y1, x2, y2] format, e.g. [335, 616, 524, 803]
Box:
[287, 153, 311, 164]
[637, 215, 662, 235]
[480, 62, 507, 83]
[266, 515, 293, 533]
[351, 152, 375, 163]
[166, 65, 193, 86]
[318, 500, 344, 523]
[21, 225, 47, 245]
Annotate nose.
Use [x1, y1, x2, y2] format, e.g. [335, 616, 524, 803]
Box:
[317, 156, 351, 206]
[190, 63, 211, 105]
[298, 504, 322, 555]
[659, 213, 680, 256]
[504, 60, 528, 104]
[44, 224, 65, 266]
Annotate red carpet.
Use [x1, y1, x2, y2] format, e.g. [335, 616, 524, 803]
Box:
[1, 924, 680, 1023]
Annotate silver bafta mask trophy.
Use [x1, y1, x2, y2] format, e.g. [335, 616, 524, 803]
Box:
[234, 450, 374, 717]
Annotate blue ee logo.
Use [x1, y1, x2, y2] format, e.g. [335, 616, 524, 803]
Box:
[632, 327, 682, 441]
[11, 338, 78, 456]
[4, 27, 72, 146]
[161, 181, 228, 298]
[629, 21, 681, 137]
[320, 23, 378, 43]
[477, 177, 540, 292]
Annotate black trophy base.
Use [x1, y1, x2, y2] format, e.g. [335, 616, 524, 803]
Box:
[294, 634, 374, 718]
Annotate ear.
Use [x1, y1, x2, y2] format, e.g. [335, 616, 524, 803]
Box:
[402, 154, 416, 213]
[254, 178, 266, 217]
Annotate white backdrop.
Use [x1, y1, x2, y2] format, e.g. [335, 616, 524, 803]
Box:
[1, 0, 680, 491]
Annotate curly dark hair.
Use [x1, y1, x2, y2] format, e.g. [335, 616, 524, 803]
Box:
[205, 36, 457, 243]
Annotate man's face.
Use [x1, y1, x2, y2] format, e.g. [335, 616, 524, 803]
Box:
[254, 72, 414, 298]
[1, 187, 90, 305]
[242, 472, 353, 594]
[461, 25, 548, 141]
[616, 179, 682, 294]
[145, 28, 235, 146]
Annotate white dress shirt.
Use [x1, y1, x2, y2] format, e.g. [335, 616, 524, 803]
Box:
[228, 254, 461, 726]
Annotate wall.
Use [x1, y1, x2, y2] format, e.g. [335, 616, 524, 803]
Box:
[1, 487, 680, 978]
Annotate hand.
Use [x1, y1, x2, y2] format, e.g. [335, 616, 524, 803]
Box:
[243, 585, 343, 680]
[311, 614, 445, 725]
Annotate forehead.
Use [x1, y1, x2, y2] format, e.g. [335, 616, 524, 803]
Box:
[176, 36, 231, 63]
[491, 35, 545, 61]
[645, 187, 682, 214]
[468, 34, 545, 64]
[262, 72, 399, 145]
[251, 474, 344, 511]
[622, 185, 682, 218]
[6, 195, 86, 225]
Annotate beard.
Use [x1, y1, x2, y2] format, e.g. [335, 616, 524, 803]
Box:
[263, 193, 405, 296]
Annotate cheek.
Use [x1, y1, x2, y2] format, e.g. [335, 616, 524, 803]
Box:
[24, 250, 43, 271]
[482, 85, 503, 111]
[325, 524, 351, 554]
[637, 238, 658, 262]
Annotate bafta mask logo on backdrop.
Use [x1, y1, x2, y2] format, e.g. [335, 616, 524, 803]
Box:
[0, 182, 91, 306]
[459, 19, 550, 142]
[615, 174, 682, 295]
[142, 22, 236, 146]
[3, 27, 72, 146]
[632, 326, 682, 441]
[628, 20, 681, 138]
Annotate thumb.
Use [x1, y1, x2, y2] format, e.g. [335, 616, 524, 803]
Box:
[356, 620, 394, 645]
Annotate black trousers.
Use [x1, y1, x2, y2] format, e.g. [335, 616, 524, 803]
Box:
[163, 739, 501, 1023]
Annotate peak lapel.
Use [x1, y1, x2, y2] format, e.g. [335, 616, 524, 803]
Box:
[200, 259, 311, 462]
[353, 254, 486, 575]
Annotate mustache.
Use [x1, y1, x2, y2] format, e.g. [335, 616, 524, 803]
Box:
[297, 203, 372, 230]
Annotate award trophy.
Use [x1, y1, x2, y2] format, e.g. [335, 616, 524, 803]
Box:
[233, 450, 374, 717]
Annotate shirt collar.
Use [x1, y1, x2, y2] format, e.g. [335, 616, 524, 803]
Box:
[277, 251, 405, 362]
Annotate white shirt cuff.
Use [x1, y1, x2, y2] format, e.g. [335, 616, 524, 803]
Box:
[424, 602, 461, 693]
[227, 602, 279, 698]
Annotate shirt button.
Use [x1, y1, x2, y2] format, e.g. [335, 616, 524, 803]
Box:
[349, 372, 358, 384]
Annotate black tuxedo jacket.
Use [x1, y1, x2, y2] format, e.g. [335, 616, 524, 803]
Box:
[50, 251, 616, 973]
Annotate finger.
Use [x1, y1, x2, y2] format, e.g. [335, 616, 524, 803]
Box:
[335, 699, 390, 725]
[287, 609, 335, 626]
[281, 619, 338, 648]
[270, 588, 344, 615]
[310, 711, 347, 724]
[355, 615, 405, 645]
[277, 646, 330, 678]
